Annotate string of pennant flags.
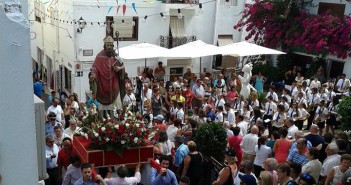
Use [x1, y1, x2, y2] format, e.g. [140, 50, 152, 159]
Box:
[31, 0, 219, 25]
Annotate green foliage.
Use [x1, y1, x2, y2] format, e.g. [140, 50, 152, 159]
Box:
[338, 96, 351, 131]
[194, 123, 227, 162]
[252, 63, 280, 81]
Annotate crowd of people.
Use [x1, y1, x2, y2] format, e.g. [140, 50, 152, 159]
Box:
[41, 62, 351, 185]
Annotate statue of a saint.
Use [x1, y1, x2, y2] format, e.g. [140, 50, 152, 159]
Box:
[90, 36, 125, 114]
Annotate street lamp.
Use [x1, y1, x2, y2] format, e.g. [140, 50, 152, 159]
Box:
[77, 17, 86, 33]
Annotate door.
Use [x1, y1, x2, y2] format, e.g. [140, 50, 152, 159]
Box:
[329, 60, 344, 79]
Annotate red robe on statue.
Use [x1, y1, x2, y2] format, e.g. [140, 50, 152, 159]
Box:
[91, 50, 122, 105]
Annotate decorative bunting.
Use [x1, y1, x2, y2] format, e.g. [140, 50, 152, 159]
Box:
[122, 4, 126, 16]
[132, 3, 137, 15]
[116, 5, 121, 15]
[107, 6, 113, 14]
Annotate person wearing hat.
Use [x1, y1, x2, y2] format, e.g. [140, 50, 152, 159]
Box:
[238, 174, 257, 185]
[90, 36, 125, 118]
[45, 112, 59, 136]
[212, 148, 237, 185]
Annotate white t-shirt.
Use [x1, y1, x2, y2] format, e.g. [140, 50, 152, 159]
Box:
[240, 133, 258, 155]
[215, 112, 224, 123]
[287, 125, 298, 139]
[321, 154, 341, 176]
[47, 105, 64, 123]
[166, 125, 178, 143]
[254, 145, 272, 167]
[227, 109, 235, 126]
[237, 121, 248, 137]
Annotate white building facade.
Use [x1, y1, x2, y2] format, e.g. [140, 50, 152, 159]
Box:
[30, 0, 351, 101]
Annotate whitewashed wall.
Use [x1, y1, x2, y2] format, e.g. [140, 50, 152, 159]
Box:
[0, 0, 38, 184]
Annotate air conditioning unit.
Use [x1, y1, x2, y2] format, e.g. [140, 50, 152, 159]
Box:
[34, 95, 48, 181]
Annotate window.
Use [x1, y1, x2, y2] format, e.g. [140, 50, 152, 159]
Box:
[220, 0, 237, 6]
[106, 16, 138, 41]
[318, 3, 345, 17]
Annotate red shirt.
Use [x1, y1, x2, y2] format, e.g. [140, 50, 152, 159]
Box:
[183, 89, 194, 107]
[57, 148, 75, 169]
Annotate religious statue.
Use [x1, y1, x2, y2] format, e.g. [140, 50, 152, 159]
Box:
[90, 36, 125, 115]
[238, 63, 256, 99]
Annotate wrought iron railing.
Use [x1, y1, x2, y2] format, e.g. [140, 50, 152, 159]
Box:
[163, 0, 199, 4]
[160, 35, 197, 49]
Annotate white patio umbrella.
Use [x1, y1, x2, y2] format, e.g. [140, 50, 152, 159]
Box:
[220, 41, 286, 56]
[168, 40, 222, 72]
[118, 42, 171, 66]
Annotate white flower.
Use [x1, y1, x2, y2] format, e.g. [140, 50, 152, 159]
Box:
[105, 138, 110, 142]
[82, 116, 88, 120]
[121, 140, 126, 144]
[135, 124, 140, 128]
[114, 125, 119, 129]
[94, 133, 99, 137]
[134, 137, 138, 143]
[101, 127, 106, 132]
[125, 123, 130, 127]
[102, 118, 106, 122]
[84, 133, 88, 140]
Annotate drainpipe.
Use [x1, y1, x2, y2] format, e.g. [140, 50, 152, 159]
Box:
[212, 0, 220, 71]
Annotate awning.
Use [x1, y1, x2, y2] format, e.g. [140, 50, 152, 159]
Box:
[170, 17, 185, 37]
[217, 35, 233, 46]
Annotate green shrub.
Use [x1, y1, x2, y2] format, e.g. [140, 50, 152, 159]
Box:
[338, 96, 351, 131]
[194, 122, 227, 162]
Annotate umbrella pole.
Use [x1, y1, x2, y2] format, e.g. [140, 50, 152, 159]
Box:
[199, 57, 202, 73]
[145, 58, 147, 68]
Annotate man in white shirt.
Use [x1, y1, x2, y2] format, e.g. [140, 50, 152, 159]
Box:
[47, 97, 64, 125]
[223, 121, 234, 137]
[240, 126, 259, 163]
[306, 88, 320, 130]
[123, 86, 137, 112]
[263, 96, 277, 135]
[265, 85, 279, 103]
[192, 79, 205, 109]
[320, 143, 341, 184]
[45, 135, 60, 185]
[105, 164, 141, 185]
[236, 115, 248, 137]
[336, 73, 350, 93]
[285, 118, 298, 139]
[302, 148, 322, 182]
[224, 103, 235, 126]
[309, 77, 321, 89]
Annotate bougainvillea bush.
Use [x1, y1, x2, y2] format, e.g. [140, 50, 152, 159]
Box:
[235, 0, 351, 59]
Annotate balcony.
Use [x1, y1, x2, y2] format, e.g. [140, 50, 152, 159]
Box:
[160, 35, 196, 49]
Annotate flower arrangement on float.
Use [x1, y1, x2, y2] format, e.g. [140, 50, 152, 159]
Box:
[78, 105, 150, 154]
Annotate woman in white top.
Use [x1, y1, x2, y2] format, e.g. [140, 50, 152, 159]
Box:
[287, 102, 301, 120]
[254, 136, 272, 178]
[325, 154, 351, 185]
[272, 104, 286, 132]
[295, 72, 304, 84]
[296, 103, 310, 130]
[155, 131, 173, 156]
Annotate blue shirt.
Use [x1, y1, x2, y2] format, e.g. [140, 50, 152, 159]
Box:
[173, 144, 189, 167]
[287, 149, 309, 166]
[87, 98, 99, 108]
[45, 122, 55, 136]
[150, 168, 178, 185]
[290, 140, 312, 153]
[33, 81, 43, 97]
[74, 177, 99, 185]
[205, 111, 216, 122]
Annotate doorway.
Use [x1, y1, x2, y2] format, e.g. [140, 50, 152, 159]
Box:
[329, 60, 344, 79]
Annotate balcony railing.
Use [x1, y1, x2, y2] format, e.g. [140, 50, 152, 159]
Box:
[163, 0, 199, 4]
[160, 35, 196, 49]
